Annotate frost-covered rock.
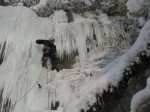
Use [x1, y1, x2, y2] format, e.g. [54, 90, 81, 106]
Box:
[30, 0, 127, 17]
[3, 0, 40, 7]
[111, 67, 150, 112]
[1, 0, 128, 17]
[97, 0, 117, 15]
[126, 0, 150, 112]
[0, 0, 8, 6]
[126, 0, 149, 27]
[137, 99, 150, 112]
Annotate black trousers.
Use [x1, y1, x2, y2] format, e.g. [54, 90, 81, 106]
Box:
[50, 54, 59, 72]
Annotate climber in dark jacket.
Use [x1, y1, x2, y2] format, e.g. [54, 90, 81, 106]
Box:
[36, 38, 59, 72]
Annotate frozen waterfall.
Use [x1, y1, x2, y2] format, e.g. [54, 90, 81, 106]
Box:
[0, 6, 130, 112]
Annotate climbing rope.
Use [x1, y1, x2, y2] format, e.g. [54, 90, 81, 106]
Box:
[14, 68, 44, 106]
[47, 71, 50, 109]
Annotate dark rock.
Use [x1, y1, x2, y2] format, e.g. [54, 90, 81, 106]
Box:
[0, 42, 6, 65]
[51, 101, 59, 110]
[137, 99, 150, 112]
[86, 51, 150, 112]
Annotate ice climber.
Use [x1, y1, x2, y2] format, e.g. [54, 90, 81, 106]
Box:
[36, 38, 59, 72]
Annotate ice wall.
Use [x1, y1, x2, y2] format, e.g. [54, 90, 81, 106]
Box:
[0, 6, 97, 112]
[0, 6, 54, 112]
[0, 6, 129, 112]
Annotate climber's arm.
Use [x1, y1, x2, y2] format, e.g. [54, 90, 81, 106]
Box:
[36, 39, 52, 47]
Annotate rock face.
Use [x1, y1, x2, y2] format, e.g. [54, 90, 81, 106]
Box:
[0, 42, 6, 65]
[0, 0, 8, 6]
[111, 67, 150, 112]
[1, 0, 128, 17]
[57, 54, 76, 70]
[137, 99, 150, 112]
[135, 69, 150, 112]
[86, 52, 150, 112]
[38, 0, 127, 17]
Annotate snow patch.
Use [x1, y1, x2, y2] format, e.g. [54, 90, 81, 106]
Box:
[126, 0, 142, 13]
